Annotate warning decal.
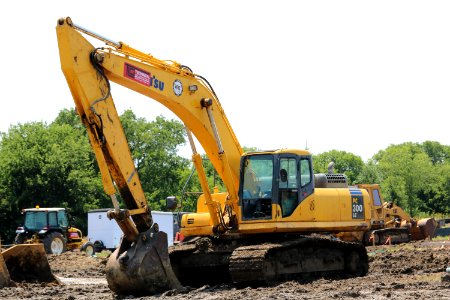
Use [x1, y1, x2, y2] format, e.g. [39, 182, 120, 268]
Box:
[124, 63, 150, 86]
[123, 63, 165, 91]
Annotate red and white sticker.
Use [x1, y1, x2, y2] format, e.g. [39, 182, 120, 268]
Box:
[124, 63, 150, 86]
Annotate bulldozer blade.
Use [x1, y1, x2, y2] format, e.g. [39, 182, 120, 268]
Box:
[1, 244, 59, 284]
[0, 251, 11, 288]
[411, 218, 438, 240]
[106, 229, 182, 296]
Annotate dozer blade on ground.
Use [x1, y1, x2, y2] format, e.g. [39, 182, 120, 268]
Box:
[0, 250, 11, 288]
[106, 229, 182, 296]
[411, 218, 438, 241]
[1, 244, 59, 287]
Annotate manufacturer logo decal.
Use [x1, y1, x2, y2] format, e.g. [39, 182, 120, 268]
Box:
[173, 80, 183, 96]
[124, 63, 165, 91]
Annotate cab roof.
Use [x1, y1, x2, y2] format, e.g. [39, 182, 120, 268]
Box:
[22, 208, 66, 212]
[243, 149, 311, 156]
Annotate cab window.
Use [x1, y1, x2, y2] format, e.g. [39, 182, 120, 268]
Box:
[372, 189, 382, 206]
[279, 158, 297, 189]
[48, 212, 58, 227]
[241, 155, 273, 220]
[300, 158, 311, 187]
[279, 157, 298, 218]
[57, 210, 69, 227]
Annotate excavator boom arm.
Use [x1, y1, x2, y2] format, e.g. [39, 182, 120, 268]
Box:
[56, 18, 243, 226]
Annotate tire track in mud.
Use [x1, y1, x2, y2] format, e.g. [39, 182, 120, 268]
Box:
[0, 241, 449, 299]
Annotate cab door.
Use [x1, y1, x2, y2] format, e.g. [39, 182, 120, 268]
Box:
[240, 154, 275, 220]
[298, 156, 314, 203]
[277, 156, 299, 218]
[277, 155, 313, 219]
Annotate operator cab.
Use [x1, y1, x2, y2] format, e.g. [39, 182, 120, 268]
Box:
[239, 150, 314, 220]
[22, 208, 69, 232]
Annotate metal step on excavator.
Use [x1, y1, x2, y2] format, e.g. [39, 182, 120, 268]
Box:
[0, 238, 59, 288]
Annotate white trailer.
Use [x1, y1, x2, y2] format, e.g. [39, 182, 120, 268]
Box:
[87, 209, 174, 250]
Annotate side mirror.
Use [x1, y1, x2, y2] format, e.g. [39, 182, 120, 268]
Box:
[166, 196, 178, 211]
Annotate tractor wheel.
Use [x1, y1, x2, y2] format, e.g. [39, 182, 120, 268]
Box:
[80, 242, 95, 256]
[43, 232, 66, 254]
[93, 240, 105, 253]
[14, 233, 27, 244]
[94, 241, 106, 252]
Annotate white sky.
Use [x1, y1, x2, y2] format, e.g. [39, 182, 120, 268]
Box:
[1, 1, 449, 161]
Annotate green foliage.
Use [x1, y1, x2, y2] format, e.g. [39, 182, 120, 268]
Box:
[421, 141, 450, 165]
[53, 108, 85, 132]
[355, 159, 383, 184]
[202, 156, 225, 192]
[312, 150, 364, 184]
[0, 121, 107, 241]
[176, 166, 200, 212]
[243, 146, 259, 153]
[416, 160, 450, 214]
[371, 142, 450, 216]
[172, 155, 226, 213]
[120, 110, 189, 210]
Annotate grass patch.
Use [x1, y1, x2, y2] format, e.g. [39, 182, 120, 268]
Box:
[432, 235, 450, 241]
[94, 250, 112, 258]
[413, 273, 444, 283]
[386, 243, 416, 253]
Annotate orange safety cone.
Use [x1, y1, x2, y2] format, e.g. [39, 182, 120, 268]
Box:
[175, 232, 185, 243]
[369, 233, 375, 246]
[384, 236, 392, 245]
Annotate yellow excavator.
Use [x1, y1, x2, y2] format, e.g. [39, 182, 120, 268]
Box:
[57, 17, 372, 295]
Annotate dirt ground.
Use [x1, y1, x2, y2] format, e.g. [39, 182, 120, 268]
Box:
[1, 240, 449, 300]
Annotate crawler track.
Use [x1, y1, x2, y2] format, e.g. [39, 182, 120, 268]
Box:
[169, 235, 368, 287]
[368, 228, 410, 245]
[229, 237, 368, 284]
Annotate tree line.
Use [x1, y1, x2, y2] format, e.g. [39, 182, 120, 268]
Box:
[0, 108, 448, 242]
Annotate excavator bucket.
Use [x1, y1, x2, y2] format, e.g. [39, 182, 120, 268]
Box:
[0, 244, 59, 286]
[106, 230, 182, 295]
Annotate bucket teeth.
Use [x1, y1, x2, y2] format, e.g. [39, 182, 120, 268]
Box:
[106, 230, 181, 295]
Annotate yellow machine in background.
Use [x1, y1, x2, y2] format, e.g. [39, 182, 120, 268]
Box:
[357, 184, 437, 245]
[57, 17, 372, 295]
[14, 207, 94, 255]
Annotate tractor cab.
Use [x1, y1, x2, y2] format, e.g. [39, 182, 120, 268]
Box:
[22, 207, 70, 232]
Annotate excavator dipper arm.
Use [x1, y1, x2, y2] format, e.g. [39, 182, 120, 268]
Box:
[56, 17, 242, 295]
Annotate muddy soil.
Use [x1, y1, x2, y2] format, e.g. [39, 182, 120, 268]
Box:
[1, 240, 449, 299]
